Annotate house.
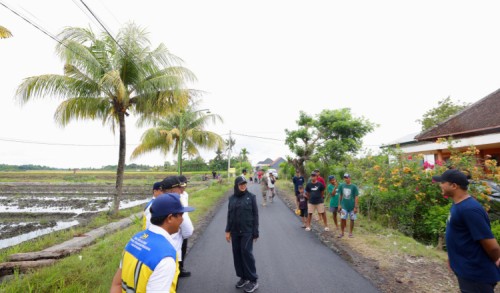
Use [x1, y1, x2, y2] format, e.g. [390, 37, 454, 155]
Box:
[255, 157, 286, 171]
[384, 88, 500, 166]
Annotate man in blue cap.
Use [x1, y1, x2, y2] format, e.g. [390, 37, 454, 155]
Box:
[433, 169, 500, 292]
[142, 181, 163, 230]
[110, 193, 194, 292]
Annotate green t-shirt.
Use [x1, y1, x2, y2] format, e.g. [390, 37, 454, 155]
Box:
[327, 183, 340, 208]
[339, 183, 359, 212]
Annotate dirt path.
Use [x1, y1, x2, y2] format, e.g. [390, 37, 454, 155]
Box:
[276, 186, 463, 293]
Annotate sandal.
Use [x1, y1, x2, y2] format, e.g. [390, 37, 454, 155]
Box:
[337, 234, 344, 238]
[305, 227, 311, 231]
[348, 234, 354, 238]
[324, 227, 330, 231]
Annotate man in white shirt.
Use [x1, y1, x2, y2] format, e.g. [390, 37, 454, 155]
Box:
[110, 193, 194, 292]
[178, 175, 194, 278]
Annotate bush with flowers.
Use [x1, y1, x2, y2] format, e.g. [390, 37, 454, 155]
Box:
[347, 138, 500, 246]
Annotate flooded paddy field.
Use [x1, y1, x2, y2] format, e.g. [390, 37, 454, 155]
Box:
[0, 182, 151, 249]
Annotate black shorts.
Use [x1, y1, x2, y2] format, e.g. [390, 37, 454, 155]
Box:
[299, 208, 307, 217]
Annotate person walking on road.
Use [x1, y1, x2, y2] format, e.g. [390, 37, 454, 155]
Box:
[260, 172, 269, 206]
[326, 175, 340, 231]
[110, 193, 194, 293]
[226, 176, 259, 293]
[338, 173, 359, 238]
[267, 172, 277, 203]
[292, 170, 305, 196]
[305, 172, 328, 231]
[433, 169, 500, 293]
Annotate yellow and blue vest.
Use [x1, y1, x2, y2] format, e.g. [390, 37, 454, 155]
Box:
[121, 229, 177, 293]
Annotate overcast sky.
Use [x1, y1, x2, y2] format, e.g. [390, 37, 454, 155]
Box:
[1, 0, 500, 169]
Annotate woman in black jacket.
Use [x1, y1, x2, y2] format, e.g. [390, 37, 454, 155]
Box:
[225, 176, 259, 293]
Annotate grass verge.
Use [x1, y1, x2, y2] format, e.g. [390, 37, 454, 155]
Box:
[0, 182, 231, 292]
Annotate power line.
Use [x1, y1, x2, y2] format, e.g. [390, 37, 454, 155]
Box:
[78, 0, 125, 54]
[0, 137, 138, 147]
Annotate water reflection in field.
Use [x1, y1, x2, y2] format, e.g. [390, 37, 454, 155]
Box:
[0, 220, 80, 249]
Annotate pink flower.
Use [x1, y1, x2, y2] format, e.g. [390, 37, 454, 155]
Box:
[408, 155, 412, 160]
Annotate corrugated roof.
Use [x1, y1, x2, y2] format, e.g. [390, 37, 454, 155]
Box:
[415, 88, 500, 141]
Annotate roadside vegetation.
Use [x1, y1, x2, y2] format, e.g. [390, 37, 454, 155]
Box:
[0, 180, 231, 292]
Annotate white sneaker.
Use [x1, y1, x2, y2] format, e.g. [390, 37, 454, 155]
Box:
[305, 227, 311, 231]
[324, 227, 330, 231]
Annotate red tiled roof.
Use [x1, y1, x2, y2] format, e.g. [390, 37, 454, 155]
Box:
[415, 88, 500, 141]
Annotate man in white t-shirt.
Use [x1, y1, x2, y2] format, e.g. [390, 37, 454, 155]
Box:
[178, 175, 194, 278]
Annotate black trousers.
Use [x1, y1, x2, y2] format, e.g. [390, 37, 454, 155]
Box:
[231, 233, 258, 282]
[179, 238, 188, 269]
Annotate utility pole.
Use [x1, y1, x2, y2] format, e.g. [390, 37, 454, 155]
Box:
[227, 130, 232, 179]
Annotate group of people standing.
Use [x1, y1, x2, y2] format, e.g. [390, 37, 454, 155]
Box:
[110, 175, 195, 293]
[293, 169, 359, 238]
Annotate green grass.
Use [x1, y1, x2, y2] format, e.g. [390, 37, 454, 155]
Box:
[0, 183, 231, 292]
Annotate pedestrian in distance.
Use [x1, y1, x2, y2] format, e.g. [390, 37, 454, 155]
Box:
[268, 171, 277, 203]
[260, 172, 269, 206]
[242, 168, 248, 181]
[226, 176, 259, 293]
[305, 171, 328, 231]
[338, 173, 359, 238]
[142, 181, 163, 230]
[292, 170, 305, 196]
[110, 193, 194, 293]
[433, 169, 500, 293]
[326, 175, 340, 231]
[295, 185, 308, 228]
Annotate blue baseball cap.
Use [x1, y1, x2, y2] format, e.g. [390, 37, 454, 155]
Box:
[152, 182, 162, 190]
[328, 175, 335, 180]
[151, 193, 194, 218]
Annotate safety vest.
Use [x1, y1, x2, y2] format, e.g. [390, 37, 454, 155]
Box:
[121, 229, 177, 293]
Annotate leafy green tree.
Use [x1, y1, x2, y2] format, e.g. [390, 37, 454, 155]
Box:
[131, 105, 223, 174]
[209, 147, 227, 171]
[417, 97, 469, 131]
[182, 156, 208, 171]
[240, 148, 250, 162]
[285, 109, 375, 176]
[0, 25, 12, 39]
[16, 23, 195, 215]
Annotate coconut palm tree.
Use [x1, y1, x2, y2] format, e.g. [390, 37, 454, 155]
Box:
[16, 23, 196, 215]
[131, 106, 224, 175]
[0, 26, 12, 38]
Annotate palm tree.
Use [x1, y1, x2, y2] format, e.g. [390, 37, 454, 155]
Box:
[0, 26, 12, 38]
[16, 23, 196, 215]
[240, 148, 250, 162]
[131, 106, 224, 175]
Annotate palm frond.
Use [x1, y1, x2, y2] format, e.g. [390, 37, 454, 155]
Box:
[53, 97, 112, 126]
[0, 26, 13, 38]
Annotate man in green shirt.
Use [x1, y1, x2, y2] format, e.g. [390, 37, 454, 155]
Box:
[338, 173, 359, 238]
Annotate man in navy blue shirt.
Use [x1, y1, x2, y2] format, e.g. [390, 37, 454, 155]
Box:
[433, 169, 500, 292]
[292, 170, 305, 196]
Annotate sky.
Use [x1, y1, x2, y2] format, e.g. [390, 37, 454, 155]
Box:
[1, 0, 500, 169]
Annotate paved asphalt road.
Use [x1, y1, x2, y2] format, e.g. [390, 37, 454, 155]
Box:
[177, 182, 379, 293]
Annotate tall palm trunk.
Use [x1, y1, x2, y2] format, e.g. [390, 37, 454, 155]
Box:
[113, 113, 126, 215]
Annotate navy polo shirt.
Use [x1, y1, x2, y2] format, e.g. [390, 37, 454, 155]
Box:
[446, 197, 500, 284]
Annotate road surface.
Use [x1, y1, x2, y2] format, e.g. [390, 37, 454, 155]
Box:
[177, 182, 379, 292]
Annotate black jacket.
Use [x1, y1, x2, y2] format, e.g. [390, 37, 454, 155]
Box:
[225, 189, 259, 238]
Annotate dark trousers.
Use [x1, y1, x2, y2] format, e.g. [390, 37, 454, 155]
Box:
[179, 238, 188, 269]
[457, 277, 496, 293]
[231, 233, 258, 282]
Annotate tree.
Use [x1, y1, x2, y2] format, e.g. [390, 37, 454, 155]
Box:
[417, 97, 469, 131]
[131, 105, 224, 174]
[240, 148, 250, 162]
[209, 147, 227, 171]
[0, 26, 12, 39]
[285, 109, 375, 175]
[16, 23, 195, 215]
